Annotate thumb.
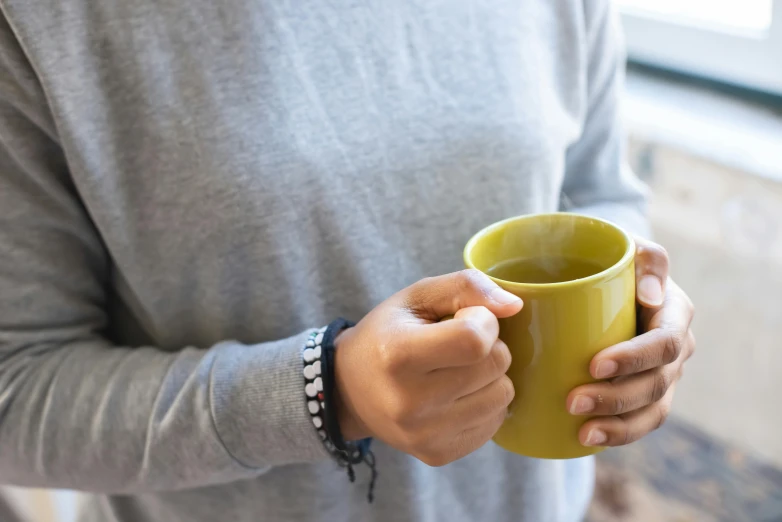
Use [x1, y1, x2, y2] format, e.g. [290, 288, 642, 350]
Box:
[402, 269, 523, 322]
[634, 236, 669, 308]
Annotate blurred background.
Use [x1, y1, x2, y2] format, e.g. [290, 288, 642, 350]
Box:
[590, 0, 782, 520]
[2, 1, 781, 521]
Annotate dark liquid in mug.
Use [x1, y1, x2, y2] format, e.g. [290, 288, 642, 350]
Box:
[487, 256, 605, 284]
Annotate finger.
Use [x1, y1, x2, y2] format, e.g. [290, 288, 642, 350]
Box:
[638, 279, 694, 329]
[579, 381, 676, 447]
[568, 364, 681, 416]
[402, 269, 522, 322]
[430, 338, 512, 400]
[449, 410, 506, 461]
[634, 236, 669, 308]
[405, 306, 499, 371]
[590, 327, 686, 379]
[418, 409, 506, 467]
[590, 286, 693, 379]
[449, 375, 515, 429]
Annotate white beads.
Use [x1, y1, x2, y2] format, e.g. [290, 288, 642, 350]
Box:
[304, 324, 348, 457]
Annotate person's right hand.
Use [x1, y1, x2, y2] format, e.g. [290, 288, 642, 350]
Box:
[334, 269, 523, 466]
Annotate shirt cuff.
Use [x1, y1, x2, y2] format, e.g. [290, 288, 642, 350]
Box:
[209, 331, 329, 469]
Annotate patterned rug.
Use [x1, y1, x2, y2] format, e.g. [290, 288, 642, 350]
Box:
[588, 419, 782, 522]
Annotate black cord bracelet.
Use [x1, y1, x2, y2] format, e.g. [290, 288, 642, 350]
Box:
[303, 318, 377, 502]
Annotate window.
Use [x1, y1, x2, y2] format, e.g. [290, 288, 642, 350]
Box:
[618, 0, 782, 96]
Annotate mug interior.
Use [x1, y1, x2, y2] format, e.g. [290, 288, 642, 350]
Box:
[464, 213, 633, 287]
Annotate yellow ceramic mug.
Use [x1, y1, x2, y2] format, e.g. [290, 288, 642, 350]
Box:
[463, 213, 636, 459]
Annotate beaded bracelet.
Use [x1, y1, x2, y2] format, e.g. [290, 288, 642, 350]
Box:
[303, 318, 377, 502]
[302, 326, 329, 445]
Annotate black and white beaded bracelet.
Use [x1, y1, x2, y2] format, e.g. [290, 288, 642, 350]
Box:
[302, 318, 377, 502]
[302, 327, 329, 447]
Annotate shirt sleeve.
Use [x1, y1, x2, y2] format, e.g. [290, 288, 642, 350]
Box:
[0, 12, 326, 494]
[561, 0, 651, 238]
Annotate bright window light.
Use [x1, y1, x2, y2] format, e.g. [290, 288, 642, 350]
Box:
[618, 0, 773, 33]
[619, 0, 782, 96]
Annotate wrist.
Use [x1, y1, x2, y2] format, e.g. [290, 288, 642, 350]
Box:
[304, 321, 378, 503]
[333, 327, 371, 441]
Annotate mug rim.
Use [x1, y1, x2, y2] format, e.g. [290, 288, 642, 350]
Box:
[463, 212, 636, 291]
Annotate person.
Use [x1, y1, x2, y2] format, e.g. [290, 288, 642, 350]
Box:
[0, 0, 695, 521]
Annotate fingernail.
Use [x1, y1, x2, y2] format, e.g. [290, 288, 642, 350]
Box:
[638, 275, 664, 306]
[594, 360, 618, 379]
[585, 429, 607, 447]
[491, 287, 522, 305]
[569, 395, 595, 415]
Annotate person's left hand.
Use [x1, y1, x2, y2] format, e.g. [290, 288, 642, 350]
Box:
[566, 236, 696, 447]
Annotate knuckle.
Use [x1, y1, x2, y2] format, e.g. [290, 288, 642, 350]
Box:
[628, 351, 646, 374]
[610, 393, 625, 416]
[652, 371, 671, 402]
[498, 376, 516, 407]
[490, 341, 512, 375]
[474, 381, 510, 419]
[459, 321, 490, 360]
[407, 277, 435, 305]
[619, 419, 639, 446]
[662, 330, 685, 363]
[492, 409, 508, 431]
[456, 269, 496, 303]
[624, 338, 650, 373]
[620, 346, 652, 374]
[414, 276, 436, 290]
[457, 269, 485, 292]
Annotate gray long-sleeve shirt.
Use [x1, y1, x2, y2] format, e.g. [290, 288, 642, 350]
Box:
[0, 0, 648, 520]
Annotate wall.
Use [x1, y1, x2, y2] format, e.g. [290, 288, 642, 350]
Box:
[628, 137, 782, 468]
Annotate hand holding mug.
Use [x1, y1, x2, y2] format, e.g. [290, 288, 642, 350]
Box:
[568, 237, 696, 447]
[334, 270, 522, 466]
[336, 214, 694, 464]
